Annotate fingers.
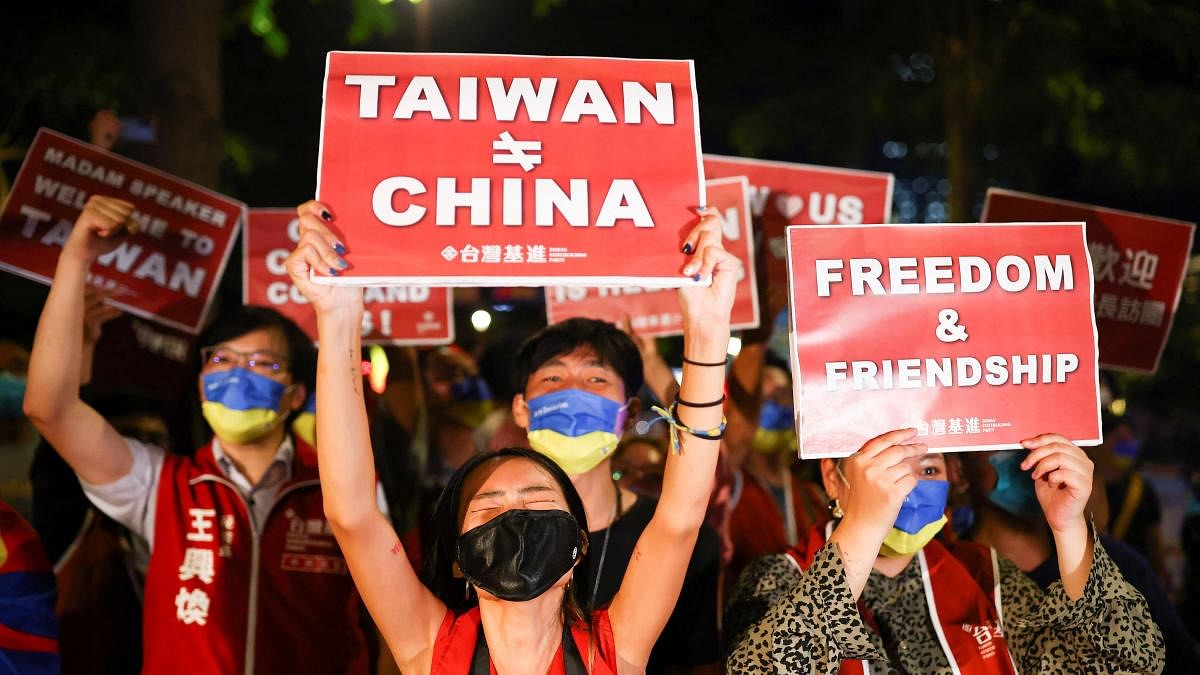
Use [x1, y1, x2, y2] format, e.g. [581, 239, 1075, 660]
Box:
[296, 202, 348, 260]
[85, 196, 135, 234]
[1020, 432, 1070, 449]
[683, 244, 739, 282]
[1026, 445, 1092, 482]
[858, 428, 919, 458]
[680, 207, 724, 257]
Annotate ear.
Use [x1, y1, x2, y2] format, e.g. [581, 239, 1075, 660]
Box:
[819, 458, 842, 500]
[284, 383, 307, 412]
[511, 393, 530, 430]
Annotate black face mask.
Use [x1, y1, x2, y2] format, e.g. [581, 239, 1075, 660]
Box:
[456, 509, 583, 602]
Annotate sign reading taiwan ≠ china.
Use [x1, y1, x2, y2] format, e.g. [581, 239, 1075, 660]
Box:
[544, 176, 760, 336]
[316, 52, 704, 287]
[703, 155, 893, 286]
[787, 223, 1102, 458]
[983, 188, 1195, 373]
[243, 209, 453, 345]
[0, 128, 244, 334]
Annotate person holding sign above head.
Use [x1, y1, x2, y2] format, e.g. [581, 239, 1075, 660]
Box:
[286, 199, 737, 674]
[23, 196, 374, 675]
[725, 430, 1165, 674]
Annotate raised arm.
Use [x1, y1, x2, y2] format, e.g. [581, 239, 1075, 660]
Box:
[286, 201, 445, 672]
[24, 196, 135, 485]
[608, 208, 738, 666]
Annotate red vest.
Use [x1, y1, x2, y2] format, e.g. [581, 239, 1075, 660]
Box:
[431, 607, 618, 675]
[142, 438, 368, 675]
[787, 524, 1017, 675]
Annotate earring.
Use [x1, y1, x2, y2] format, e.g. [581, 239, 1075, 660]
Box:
[464, 582, 472, 601]
[828, 498, 844, 519]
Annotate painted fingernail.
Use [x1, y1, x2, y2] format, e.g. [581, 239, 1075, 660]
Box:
[694, 205, 709, 216]
[682, 243, 694, 255]
[329, 267, 339, 276]
[683, 264, 696, 275]
[692, 273, 702, 282]
[334, 242, 346, 255]
[321, 210, 333, 222]
[337, 258, 349, 269]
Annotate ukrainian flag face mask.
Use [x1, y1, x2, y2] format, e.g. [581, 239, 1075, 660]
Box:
[880, 479, 950, 557]
[291, 394, 317, 447]
[525, 388, 629, 475]
[752, 398, 797, 454]
[201, 367, 291, 444]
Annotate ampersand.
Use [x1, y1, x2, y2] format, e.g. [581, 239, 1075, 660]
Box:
[936, 309, 968, 343]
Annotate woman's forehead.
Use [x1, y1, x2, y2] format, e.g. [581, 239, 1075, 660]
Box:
[463, 457, 563, 500]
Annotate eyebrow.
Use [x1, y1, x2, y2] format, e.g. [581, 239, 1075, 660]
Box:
[469, 485, 558, 502]
[536, 357, 613, 371]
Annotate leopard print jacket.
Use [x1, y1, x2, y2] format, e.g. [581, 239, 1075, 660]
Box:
[725, 535, 1165, 674]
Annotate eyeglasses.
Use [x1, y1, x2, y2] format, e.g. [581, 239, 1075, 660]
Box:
[199, 346, 289, 376]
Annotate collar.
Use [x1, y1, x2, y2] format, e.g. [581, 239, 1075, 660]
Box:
[211, 434, 295, 484]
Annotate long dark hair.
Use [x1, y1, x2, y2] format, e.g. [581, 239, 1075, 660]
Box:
[420, 447, 593, 623]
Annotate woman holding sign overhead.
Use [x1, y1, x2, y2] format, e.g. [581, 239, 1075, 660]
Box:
[724, 434, 1165, 673]
[286, 199, 735, 674]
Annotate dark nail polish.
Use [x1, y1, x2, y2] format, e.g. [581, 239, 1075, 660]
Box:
[321, 210, 333, 222]
[329, 267, 339, 276]
[334, 242, 347, 255]
[682, 243, 694, 255]
[692, 273, 702, 282]
[337, 258, 349, 269]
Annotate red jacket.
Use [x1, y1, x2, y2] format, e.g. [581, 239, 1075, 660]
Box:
[142, 438, 368, 675]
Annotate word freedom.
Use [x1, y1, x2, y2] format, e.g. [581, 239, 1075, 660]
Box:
[825, 353, 1081, 391]
[814, 254, 1074, 296]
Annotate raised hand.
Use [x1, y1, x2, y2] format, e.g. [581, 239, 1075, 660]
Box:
[64, 195, 137, 262]
[285, 201, 363, 317]
[1020, 433, 1093, 534]
[678, 207, 740, 333]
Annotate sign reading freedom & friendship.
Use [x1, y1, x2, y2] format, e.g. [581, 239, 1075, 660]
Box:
[983, 188, 1195, 374]
[316, 52, 704, 287]
[544, 176, 760, 336]
[243, 209, 454, 345]
[786, 223, 1102, 458]
[0, 128, 244, 334]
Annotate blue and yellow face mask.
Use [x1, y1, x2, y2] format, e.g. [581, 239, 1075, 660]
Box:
[525, 388, 628, 475]
[200, 368, 291, 444]
[291, 393, 317, 447]
[880, 479, 950, 557]
[752, 398, 797, 454]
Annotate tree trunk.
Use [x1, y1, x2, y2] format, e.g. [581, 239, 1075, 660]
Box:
[129, 0, 222, 188]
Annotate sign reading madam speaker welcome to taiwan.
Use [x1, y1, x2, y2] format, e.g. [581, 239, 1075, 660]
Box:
[544, 176, 760, 336]
[983, 188, 1195, 374]
[787, 223, 1102, 458]
[243, 209, 454, 345]
[316, 52, 704, 287]
[0, 128, 244, 334]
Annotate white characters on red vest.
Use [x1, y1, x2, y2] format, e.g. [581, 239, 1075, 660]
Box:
[175, 588, 211, 626]
[962, 622, 1005, 661]
[177, 508, 219, 626]
[178, 548, 215, 584]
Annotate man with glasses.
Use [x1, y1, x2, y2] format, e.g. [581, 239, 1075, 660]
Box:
[23, 196, 371, 675]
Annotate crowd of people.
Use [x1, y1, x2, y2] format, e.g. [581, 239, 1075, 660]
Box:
[0, 115, 1198, 675]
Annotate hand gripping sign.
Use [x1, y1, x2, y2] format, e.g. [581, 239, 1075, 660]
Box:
[786, 222, 1102, 458]
[983, 188, 1196, 374]
[544, 176, 760, 336]
[244, 209, 453, 345]
[703, 155, 894, 286]
[0, 129, 245, 334]
[316, 52, 704, 287]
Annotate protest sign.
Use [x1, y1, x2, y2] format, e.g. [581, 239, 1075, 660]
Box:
[787, 222, 1101, 458]
[316, 51, 704, 287]
[544, 176, 759, 336]
[243, 208, 453, 345]
[983, 188, 1195, 373]
[703, 155, 893, 286]
[0, 128, 244, 334]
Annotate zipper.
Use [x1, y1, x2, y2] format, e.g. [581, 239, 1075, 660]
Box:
[190, 474, 319, 675]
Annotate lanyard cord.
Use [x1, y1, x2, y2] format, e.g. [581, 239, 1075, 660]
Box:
[589, 480, 622, 607]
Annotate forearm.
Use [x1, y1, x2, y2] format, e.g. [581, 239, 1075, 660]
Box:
[657, 320, 728, 526]
[316, 307, 379, 529]
[1053, 519, 1094, 601]
[25, 252, 90, 422]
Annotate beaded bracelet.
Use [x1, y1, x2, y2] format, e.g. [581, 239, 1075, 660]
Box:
[637, 401, 727, 453]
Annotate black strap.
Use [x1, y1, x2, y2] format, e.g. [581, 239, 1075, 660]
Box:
[470, 620, 589, 675]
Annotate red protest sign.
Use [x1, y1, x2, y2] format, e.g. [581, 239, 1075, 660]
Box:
[544, 176, 760, 336]
[983, 188, 1195, 373]
[317, 52, 704, 287]
[787, 223, 1101, 458]
[0, 128, 244, 334]
[243, 209, 453, 345]
[703, 155, 893, 286]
